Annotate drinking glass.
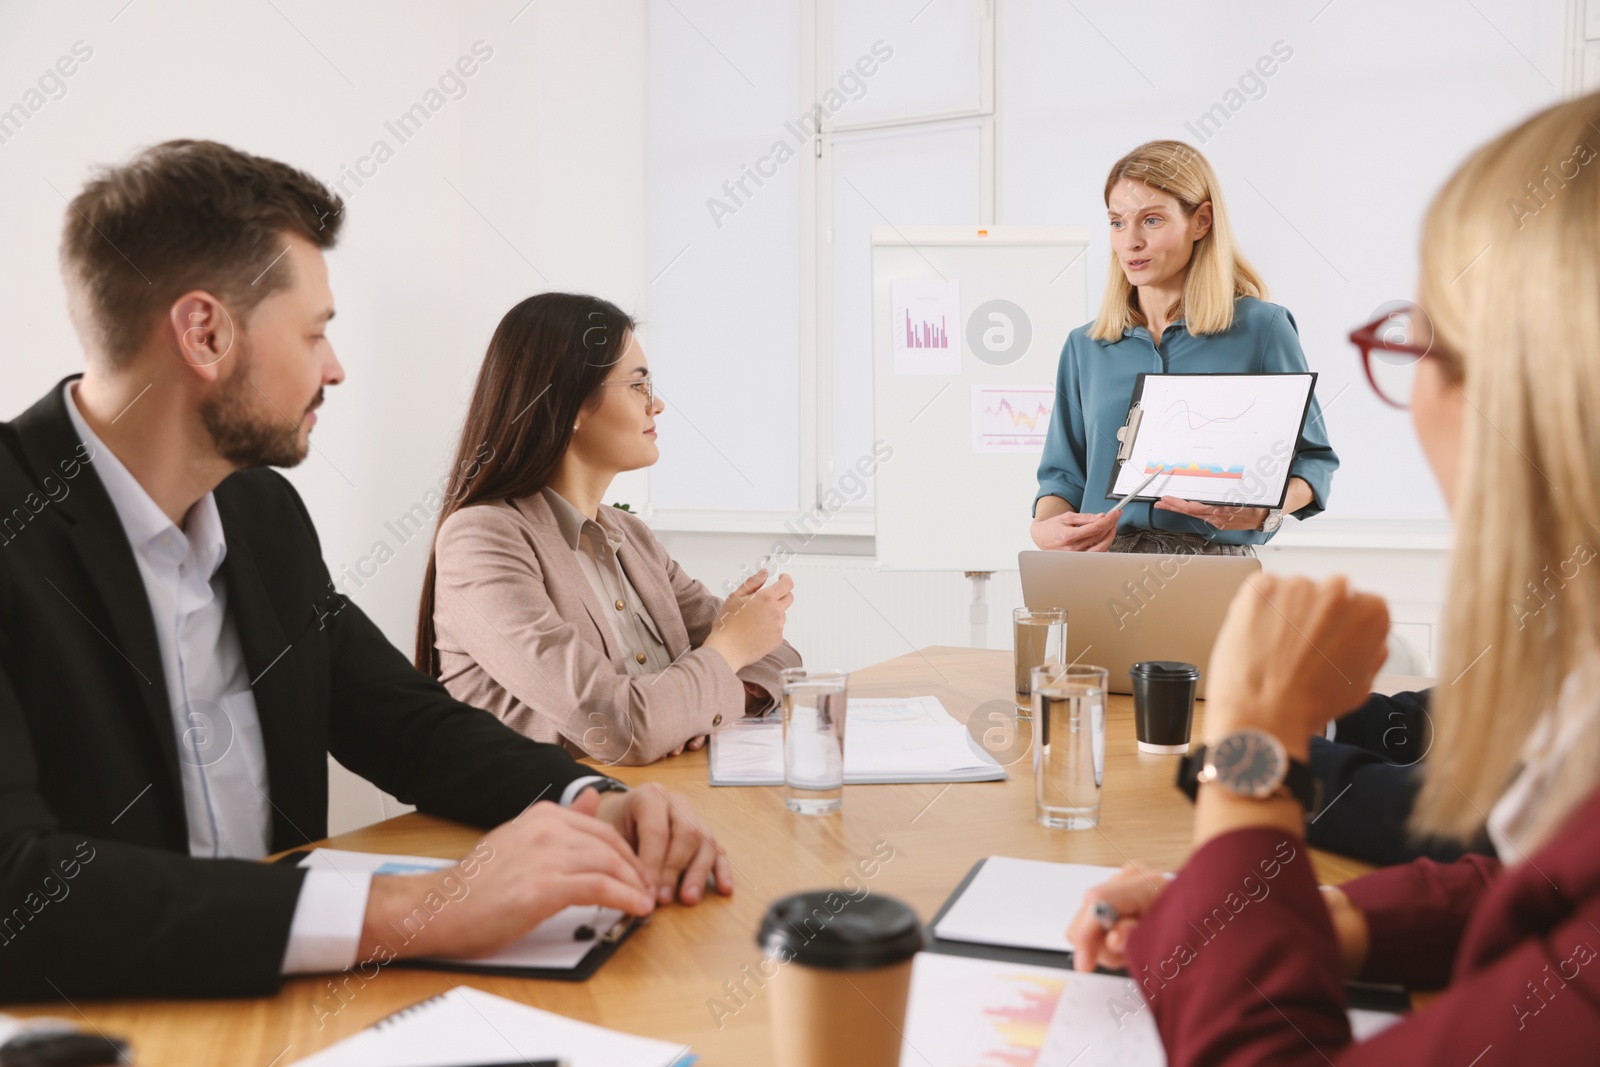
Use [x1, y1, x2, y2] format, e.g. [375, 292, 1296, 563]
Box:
[1032, 662, 1107, 829]
[781, 668, 849, 815]
[1013, 608, 1068, 719]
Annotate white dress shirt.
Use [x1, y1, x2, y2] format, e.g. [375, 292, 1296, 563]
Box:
[64, 383, 366, 974]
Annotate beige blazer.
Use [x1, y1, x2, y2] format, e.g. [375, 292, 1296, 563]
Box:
[432, 494, 801, 766]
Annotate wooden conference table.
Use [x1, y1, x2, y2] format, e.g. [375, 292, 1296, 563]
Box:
[27, 647, 1419, 1065]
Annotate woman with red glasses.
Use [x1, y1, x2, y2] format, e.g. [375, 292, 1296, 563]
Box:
[1069, 93, 1600, 1061]
[1031, 140, 1339, 555]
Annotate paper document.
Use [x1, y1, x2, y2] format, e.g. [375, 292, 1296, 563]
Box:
[972, 384, 1054, 452]
[301, 849, 624, 971]
[901, 953, 1402, 1067]
[892, 278, 962, 375]
[933, 857, 1121, 954]
[291, 985, 692, 1067]
[708, 696, 1006, 785]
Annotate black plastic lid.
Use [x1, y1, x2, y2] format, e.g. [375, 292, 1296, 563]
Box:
[1129, 660, 1200, 680]
[757, 892, 925, 971]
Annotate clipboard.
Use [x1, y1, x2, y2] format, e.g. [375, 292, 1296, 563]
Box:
[399, 913, 645, 982]
[926, 857, 1411, 1014]
[1109, 372, 1318, 509]
[273, 848, 642, 982]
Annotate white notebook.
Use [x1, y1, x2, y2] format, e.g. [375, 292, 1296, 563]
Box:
[932, 857, 1121, 954]
[708, 696, 1006, 785]
[290, 986, 693, 1067]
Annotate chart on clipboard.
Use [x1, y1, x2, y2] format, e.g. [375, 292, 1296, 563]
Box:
[1109, 372, 1317, 508]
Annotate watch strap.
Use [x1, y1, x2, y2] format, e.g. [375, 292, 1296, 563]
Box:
[1176, 741, 1320, 813]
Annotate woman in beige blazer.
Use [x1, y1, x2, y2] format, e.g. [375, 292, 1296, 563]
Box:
[416, 292, 802, 766]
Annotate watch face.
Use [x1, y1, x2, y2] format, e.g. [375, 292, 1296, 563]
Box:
[1209, 730, 1287, 798]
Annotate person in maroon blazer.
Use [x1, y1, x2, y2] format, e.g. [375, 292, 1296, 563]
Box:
[1068, 93, 1600, 1062]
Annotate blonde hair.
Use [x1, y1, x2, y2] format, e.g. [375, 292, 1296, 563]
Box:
[1089, 140, 1266, 340]
[1412, 92, 1600, 850]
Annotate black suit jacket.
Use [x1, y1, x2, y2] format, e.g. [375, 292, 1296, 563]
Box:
[0, 379, 590, 1002]
[1306, 688, 1494, 865]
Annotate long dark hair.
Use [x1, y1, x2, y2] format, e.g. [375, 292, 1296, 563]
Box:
[415, 292, 636, 675]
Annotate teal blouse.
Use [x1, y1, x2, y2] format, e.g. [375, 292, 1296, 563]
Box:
[1034, 296, 1338, 546]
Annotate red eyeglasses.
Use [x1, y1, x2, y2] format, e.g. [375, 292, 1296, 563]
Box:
[1348, 302, 1439, 410]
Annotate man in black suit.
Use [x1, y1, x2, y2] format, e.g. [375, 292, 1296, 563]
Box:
[1306, 688, 1494, 865]
[0, 140, 731, 1002]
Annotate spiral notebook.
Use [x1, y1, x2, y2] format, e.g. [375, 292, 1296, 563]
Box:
[290, 986, 695, 1066]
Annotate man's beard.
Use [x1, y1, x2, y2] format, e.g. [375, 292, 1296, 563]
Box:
[198, 340, 319, 469]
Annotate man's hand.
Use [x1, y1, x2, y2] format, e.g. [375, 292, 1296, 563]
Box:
[359, 799, 656, 963]
[587, 783, 733, 905]
[1030, 509, 1121, 552]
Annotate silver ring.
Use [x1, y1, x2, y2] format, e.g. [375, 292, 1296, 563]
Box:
[1092, 899, 1119, 932]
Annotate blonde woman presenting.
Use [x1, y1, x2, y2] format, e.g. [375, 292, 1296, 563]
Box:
[1032, 141, 1337, 555]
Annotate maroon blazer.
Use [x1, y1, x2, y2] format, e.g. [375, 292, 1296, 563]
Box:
[1125, 784, 1600, 1063]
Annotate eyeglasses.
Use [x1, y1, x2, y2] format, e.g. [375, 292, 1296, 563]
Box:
[1348, 302, 1438, 410]
[599, 376, 656, 408]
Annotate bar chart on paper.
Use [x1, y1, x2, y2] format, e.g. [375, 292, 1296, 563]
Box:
[904, 310, 949, 349]
[972, 385, 1054, 453]
[902, 954, 1069, 1067]
[892, 278, 961, 375]
[1109, 373, 1316, 507]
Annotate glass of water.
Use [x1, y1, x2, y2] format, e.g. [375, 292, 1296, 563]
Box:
[781, 668, 849, 815]
[1013, 608, 1068, 719]
[1032, 662, 1107, 829]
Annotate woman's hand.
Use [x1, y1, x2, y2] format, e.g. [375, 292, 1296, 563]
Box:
[1066, 862, 1170, 972]
[1204, 573, 1391, 748]
[1153, 496, 1268, 530]
[1152, 476, 1315, 531]
[665, 736, 708, 757]
[1321, 884, 1371, 979]
[1066, 864, 1371, 979]
[704, 568, 793, 671]
[1030, 509, 1121, 552]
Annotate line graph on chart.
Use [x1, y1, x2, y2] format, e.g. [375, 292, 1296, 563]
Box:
[1161, 397, 1257, 431]
[1109, 374, 1316, 506]
[972, 385, 1054, 453]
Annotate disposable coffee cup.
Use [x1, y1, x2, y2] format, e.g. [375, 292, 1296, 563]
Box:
[758, 891, 925, 1067]
[1129, 660, 1199, 754]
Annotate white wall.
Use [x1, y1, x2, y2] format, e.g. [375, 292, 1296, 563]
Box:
[1, 0, 649, 658]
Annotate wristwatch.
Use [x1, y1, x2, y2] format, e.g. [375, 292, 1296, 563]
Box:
[1260, 508, 1285, 533]
[584, 777, 631, 795]
[1177, 728, 1320, 813]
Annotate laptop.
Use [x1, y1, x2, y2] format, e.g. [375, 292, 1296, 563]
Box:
[1017, 550, 1262, 699]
